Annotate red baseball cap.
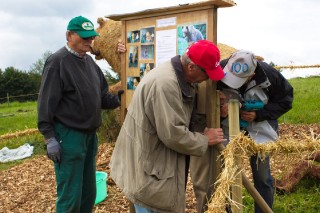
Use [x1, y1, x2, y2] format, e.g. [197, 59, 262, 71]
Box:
[186, 40, 225, 81]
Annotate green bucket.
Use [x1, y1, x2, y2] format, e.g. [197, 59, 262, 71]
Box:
[95, 171, 108, 205]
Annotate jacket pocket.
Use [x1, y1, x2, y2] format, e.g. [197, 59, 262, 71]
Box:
[135, 171, 177, 211]
[135, 147, 178, 211]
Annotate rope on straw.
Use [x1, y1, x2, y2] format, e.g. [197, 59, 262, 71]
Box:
[274, 64, 320, 69]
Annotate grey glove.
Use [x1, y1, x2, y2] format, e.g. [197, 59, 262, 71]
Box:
[46, 137, 61, 163]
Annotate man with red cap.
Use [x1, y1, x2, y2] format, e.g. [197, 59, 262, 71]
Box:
[110, 40, 227, 213]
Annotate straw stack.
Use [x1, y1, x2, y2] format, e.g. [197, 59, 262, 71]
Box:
[92, 18, 122, 74]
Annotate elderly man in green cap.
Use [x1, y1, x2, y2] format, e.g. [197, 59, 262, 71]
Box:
[37, 16, 123, 212]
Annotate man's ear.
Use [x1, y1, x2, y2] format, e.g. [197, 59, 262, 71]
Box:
[188, 62, 196, 73]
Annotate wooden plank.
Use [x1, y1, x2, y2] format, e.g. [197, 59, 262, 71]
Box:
[120, 20, 127, 123]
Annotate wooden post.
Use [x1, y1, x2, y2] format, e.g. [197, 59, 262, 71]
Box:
[120, 20, 126, 124]
[228, 99, 242, 213]
[7, 93, 10, 107]
[241, 173, 273, 213]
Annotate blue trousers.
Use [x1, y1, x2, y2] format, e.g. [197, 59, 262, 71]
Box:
[250, 155, 274, 213]
[134, 204, 160, 213]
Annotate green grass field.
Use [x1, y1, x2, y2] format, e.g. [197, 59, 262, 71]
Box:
[0, 76, 320, 212]
[279, 76, 320, 124]
[1, 76, 319, 136]
[0, 101, 38, 135]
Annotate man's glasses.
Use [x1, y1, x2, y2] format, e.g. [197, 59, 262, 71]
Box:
[193, 63, 206, 74]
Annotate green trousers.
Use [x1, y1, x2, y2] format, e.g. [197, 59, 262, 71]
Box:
[54, 123, 98, 213]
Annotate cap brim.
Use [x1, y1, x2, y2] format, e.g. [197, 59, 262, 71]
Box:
[206, 65, 225, 81]
[221, 71, 248, 89]
[77, 30, 99, 38]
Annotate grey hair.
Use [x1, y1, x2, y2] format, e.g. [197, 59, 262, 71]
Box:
[181, 53, 191, 65]
[181, 53, 205, 73]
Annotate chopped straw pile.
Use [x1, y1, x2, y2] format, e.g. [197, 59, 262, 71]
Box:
[206, 131, 320, 213]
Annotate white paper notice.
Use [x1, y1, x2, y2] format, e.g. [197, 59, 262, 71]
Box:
[156, 29, 177, 66]
[156, 17, 176, 28]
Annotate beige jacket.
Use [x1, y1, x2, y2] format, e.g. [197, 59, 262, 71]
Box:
[110, 57, 209, 213]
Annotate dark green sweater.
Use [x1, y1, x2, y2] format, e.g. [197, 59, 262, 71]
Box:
[38, 47, 120, 139]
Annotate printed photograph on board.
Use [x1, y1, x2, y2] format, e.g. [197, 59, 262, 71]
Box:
[127, 76, 140, 90]
[140, 27, 155, 43]
[127, 30, 140, 43]
[177, 23, 207, 55]
[128, 46, 139, 67]
[140, 45, 154, 60]
[140, 63, 154, 78]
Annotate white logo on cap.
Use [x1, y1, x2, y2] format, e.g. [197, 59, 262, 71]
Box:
[231, 62, 249, 73]
[215, 61, 220, 68]
[82, 22, 94, 31]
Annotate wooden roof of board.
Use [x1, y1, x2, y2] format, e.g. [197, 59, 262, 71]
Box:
[106, 0, 236, 21]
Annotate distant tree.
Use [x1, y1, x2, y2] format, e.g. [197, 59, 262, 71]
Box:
[0, 67, 26, 100]
[269, 61, 276, 67]
[103, 69, 120, 85]
[29, 50, 52, 74]
[269, 61, 282, 72]
[0, 67, 40, 102]
[0, 69, 3, 100]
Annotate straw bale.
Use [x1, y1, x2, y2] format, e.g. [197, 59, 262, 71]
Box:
[217, 43, 237, 60]
[92, 18, 122, 74]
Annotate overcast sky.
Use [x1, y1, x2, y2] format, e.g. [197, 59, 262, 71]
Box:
[1, 0, 319, 78]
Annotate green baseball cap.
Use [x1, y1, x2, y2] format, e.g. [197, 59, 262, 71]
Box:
[67, 16, 99, 38]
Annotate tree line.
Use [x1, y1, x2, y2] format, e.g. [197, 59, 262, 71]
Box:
[0, 51, 119, 103]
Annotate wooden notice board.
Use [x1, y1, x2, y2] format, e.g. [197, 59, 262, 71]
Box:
[106, 0, 235, 123]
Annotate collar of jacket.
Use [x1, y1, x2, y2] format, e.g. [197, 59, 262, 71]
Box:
[65, 44, 86, 59]
[244, 61, 271, 92]
[171, 55, 194, 102]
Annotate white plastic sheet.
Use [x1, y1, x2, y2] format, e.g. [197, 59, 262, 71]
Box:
[0, 143, 34, 162]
